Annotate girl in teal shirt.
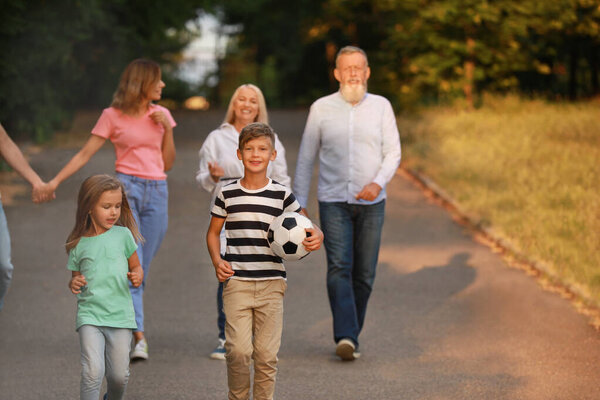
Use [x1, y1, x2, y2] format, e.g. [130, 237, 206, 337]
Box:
[66, 174, 143, 400]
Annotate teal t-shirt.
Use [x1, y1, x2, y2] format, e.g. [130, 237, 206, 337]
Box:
[67, 225, 138, 330]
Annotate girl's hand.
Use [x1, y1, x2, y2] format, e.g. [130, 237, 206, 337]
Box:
[69, 275, 87, 294]
[208, 161, 225, 183]
[149, 111, 171, 130]
[127, 266, 144, 288]
[303, 225, 324, 252]
[214, 259, 234, 282]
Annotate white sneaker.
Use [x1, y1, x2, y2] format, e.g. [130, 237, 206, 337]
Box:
[210, 338, 226, 360]
[336, 338, 360, 361]
[131, 338, 148, 360]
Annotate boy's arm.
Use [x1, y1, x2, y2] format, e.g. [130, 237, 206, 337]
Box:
[206, 216, 234, 282]
[68, 271, 87, 294]
[127, 251, 143, 287]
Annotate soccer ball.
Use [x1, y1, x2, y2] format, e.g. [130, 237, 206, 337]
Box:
[267, 212, 313, 261]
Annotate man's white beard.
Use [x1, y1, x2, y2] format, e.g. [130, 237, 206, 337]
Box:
[340, 83, 367, 104]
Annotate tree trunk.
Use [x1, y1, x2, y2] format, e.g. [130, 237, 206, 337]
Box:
[568, 42, 578, 100]
[588, 46, 599, 96]
[463, 37, 475, 110]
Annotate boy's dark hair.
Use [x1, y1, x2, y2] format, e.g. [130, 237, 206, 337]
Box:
[238, 122, 275, 150]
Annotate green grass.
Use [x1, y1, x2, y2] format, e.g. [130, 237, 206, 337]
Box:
[399, 95, 600, 305]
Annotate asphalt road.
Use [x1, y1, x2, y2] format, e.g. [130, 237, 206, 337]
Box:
[1, 109, 599, 400]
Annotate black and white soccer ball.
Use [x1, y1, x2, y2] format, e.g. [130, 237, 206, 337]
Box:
[267, 212, 313, 261]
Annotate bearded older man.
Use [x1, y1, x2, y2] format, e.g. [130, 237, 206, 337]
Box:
[293, 46, 401, 361]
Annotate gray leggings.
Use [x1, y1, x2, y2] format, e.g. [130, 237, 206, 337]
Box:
[78, 325, 131, 400]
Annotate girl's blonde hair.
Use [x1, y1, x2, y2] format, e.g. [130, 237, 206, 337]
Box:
[223, 84, 269, 125]
[66, 174, 143, 253]
[111, 59, 161, 115]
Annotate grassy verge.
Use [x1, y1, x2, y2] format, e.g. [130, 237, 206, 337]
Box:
[399, 95, 600, 305]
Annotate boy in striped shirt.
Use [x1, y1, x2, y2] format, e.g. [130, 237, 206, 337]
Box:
[206, 122, 323, 400]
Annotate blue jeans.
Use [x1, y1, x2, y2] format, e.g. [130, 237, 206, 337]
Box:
[0, 200, 14, 311]
[117, 173, 168, 333]
[319, 200, 385, 347]
[78, 325, 132, 400]
[217, 281, 226, 340]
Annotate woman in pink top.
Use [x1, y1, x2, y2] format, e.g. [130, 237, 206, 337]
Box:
[42, 59, 176, 361]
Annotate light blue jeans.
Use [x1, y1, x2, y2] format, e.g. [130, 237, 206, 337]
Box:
[0, 200, 14, 311]
[117, 173, 168, 333]
[319, 200, 386, 348]
[78, 325, 132, 400]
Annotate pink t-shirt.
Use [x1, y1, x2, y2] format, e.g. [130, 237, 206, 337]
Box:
[91, 104, 176, 180]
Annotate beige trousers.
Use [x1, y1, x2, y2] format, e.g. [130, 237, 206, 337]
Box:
[223, 278, 287, 400]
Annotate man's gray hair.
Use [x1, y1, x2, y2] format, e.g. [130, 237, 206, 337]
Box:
[335, 46, 369, 68]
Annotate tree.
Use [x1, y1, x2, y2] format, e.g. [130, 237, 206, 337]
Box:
[213, 0, 600, 108]
[0, 0, 213, 141]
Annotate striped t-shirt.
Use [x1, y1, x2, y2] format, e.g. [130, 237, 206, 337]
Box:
[211, 179, 302, 280]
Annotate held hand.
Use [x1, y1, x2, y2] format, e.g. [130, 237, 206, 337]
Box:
[355, 182, 382, 202]
[69, 275, 87, 294]
[127, 266, 144, 288]
[208, 161, 225, 183]
[149, 111, 171, 130]
[303, 225, 324, 252]
[32, 181, 56, 204]
[214, 259, 234, 282]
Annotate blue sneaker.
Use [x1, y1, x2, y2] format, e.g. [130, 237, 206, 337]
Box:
[210, 338, 226, 360]
[103, 394, 108, 400]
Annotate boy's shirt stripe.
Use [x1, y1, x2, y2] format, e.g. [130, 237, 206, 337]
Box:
[227, 237, 270, 247]
[227, 204, 282, 216]
[283, 195, 296, 209]
[234, 269, 286, 279]
[225, 220, 270, 232]
[214, 196, 226, 209]
[224, 253, 283, 263]
[223, 188, 286, 200]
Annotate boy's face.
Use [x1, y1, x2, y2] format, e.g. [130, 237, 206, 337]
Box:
[237, 136, 277, 175]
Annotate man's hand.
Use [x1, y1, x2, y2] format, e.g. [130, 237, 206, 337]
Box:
[355, 182, 382, 202]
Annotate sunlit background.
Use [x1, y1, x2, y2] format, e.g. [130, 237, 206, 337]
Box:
[0, 0, 599, 307]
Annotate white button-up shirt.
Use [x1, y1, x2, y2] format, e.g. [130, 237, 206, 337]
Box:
[293, 92, 401, 208]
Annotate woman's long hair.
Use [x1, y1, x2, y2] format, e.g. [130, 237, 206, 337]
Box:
[66, 174, 143, 253]
[111, 59, 161, 115]
[223, 84, 269, 126]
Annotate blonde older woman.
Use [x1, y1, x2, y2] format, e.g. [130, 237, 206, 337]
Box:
[196, 84, 290, 359]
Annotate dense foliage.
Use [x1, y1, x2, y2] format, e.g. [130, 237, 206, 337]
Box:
[0, 0, 211, 141]
[2, 1, 600, 139]
[213, 0, 600, 109]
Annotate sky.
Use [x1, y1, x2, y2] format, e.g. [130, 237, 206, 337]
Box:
[177, 13, 237, 87]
